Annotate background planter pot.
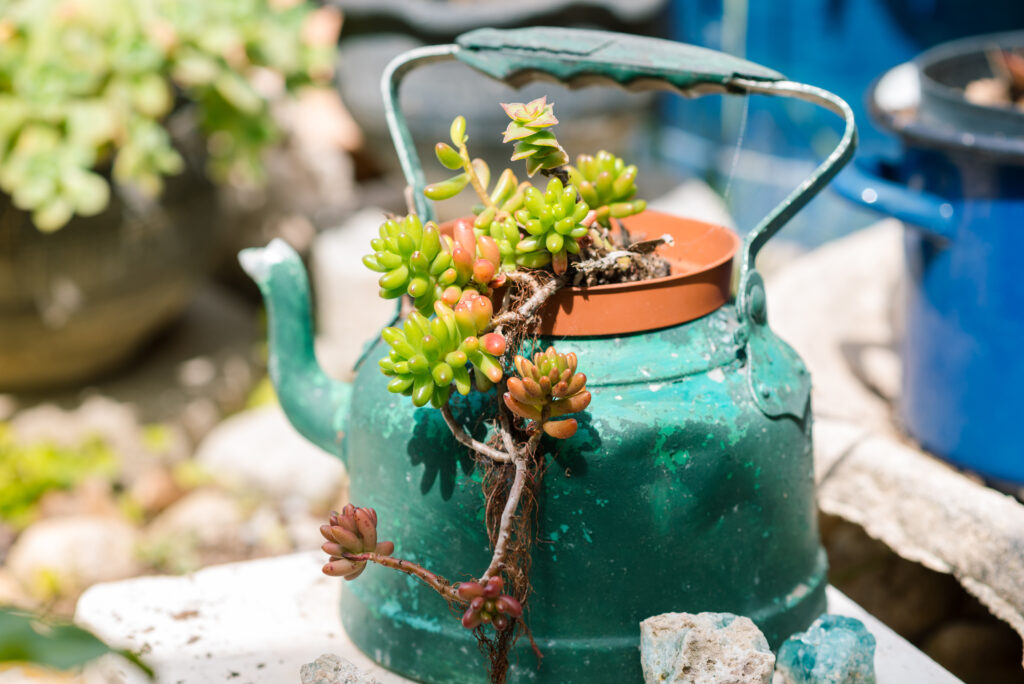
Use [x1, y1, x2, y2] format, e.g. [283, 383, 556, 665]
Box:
[833, 31, 1024, 484]
[0, 140, 221, 391]
[243, 27, 857, 684]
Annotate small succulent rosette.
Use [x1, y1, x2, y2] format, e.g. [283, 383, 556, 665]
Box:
[456, 576, 523, 631]
[505, 347, 591, 439]
[320, 505, 395, 580]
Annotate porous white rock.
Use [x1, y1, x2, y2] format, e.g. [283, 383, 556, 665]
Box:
[301, 653, 379, 684]
[640, 612, 775, 684]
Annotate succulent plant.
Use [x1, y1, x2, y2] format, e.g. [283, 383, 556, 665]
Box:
[505, 347, 591, 439]
[378, 293, 506, 408]
[456, 576, 523, 631]
[568, 151, 646, 228]
[501, 97, 569, 177]
[362, 214, 504, 315]
[320, 505, 395, 580]
[0, 0, 339, 231]
[513, 177, 592, 274]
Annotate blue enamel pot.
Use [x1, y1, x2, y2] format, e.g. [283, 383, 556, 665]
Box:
[833, 32, 1024, 483]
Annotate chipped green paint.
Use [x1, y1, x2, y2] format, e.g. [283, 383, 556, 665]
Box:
[246, 236, 826, 683]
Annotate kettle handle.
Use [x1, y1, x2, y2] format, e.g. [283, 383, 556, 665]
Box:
[382, 27, 857, 324]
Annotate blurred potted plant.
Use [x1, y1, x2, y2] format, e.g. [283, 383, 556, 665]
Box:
[0, 0, 340, 390]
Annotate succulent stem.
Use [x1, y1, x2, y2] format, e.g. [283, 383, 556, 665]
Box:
[458, 140, 498, 211]
[441, 404, 512, 463]
[490, 273, 564, 333]
[342, 552, 461, 601]
[482, 429, 541, 581]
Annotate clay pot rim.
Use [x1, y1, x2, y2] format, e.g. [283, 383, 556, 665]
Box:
[442, 210, 741, 337]
[550, 210, 740, 296]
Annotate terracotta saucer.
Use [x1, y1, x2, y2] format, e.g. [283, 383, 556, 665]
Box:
[441, 210, 740, 337]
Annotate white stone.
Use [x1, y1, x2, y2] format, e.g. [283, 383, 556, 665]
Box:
[312, 208, 402, 381]
[7, 516, 140, 597]
[640, 612, 774, 684]
[146, 489, 243, 550]
[301, 653, 378, 684]
[194, 405, 346, 510]
[75, 552, 413, 684]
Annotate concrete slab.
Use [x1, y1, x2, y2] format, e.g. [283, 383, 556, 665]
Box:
[76, 552, 960, 683]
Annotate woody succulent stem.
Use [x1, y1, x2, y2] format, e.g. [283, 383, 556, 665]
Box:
[441, 404, 512, 463]
[340, 552, 460, 600]
[482, 430, 541, 581]
[458, 139, 498, 211]
[490, 273, 564, 333]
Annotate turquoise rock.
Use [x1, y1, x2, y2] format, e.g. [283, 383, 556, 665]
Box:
[776, 615, 877, 684]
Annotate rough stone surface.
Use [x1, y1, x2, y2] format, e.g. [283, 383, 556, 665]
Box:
[194, 405, 346, 510]
[768, 221, 1024, 648]
[640, 612, 775, 684]
[776, 614, 877, 684]
[75, 552, 415, 684]
[301, 653, 379, 684]
[7, 515, 140, 597]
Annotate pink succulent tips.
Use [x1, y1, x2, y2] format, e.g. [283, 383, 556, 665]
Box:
[320, 504, 394, 581]
[457, 576, 523, 631]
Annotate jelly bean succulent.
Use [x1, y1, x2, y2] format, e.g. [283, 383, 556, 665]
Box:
[505, 348, 592, 439]
[338, 96, 663, 683]
[513, 177, 593, 274]
[569, 151, 647, 228]
[0, 0, 340, 231]
[378, 294, 506, 407]
[457, 577, 523, 631]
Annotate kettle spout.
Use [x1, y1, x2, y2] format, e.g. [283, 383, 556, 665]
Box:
[239, 239, 352, 457]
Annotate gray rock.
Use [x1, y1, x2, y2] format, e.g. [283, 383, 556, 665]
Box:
[775, 614, 876, 684]
[301, 654, 378, 684]
[146, 489, 243, 550]
[194, 405, 346, 510]
[7, 515, 141, 597]
[640, 612, 775, 684]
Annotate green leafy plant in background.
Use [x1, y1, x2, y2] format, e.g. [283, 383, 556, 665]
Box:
[0, 0, 340, 231]
[320, 98, 658, 684]
[0, 423, 115, 528]
[0, 607, 152, 677]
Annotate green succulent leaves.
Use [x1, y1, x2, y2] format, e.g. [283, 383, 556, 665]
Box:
[362, 214, 506, 314]
[513, 177, 591, 275]
[505, 347, 591, 439]
[378, 294, 506, 408]
[0, 0, 338, 231]
[501, 97, 569, 177]
[568, 151, 646, 227]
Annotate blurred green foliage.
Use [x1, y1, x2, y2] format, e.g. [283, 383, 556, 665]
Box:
[0, 423, 115, 528]
[0, 0, 340, 231]
[0, 607, 152, 676]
